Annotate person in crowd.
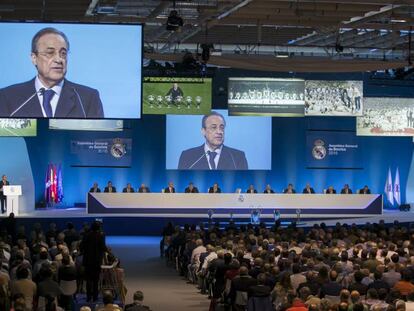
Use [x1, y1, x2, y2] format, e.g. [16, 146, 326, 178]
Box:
[138, 183, 150, 193]
[125, 290, 151, 311]
[96, 290, 122, 311]
[184, 182, 199, 193]
[123, 183, 135, 193]
[104, 181, 116, 193]
[263, 184, 275, 194]
[283, 183, 296, 194]
[89, 182, 100, 193]
[208, 183, 221, 193]
[359, 185, 371, 194]
[246, 184, 257, 194]
[326, 185, 336, 194]
[164, 181, 175, 193]
[0, 174, 10, 213]
[340, 184, 353, 194]
[302, 183, 315, 194]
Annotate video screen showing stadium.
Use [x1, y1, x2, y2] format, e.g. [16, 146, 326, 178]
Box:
[0, 119, 36, 136]
[357, 97, 414, 136]
[305, 80, 363, 116]
[227, 77, 305, 116]
[143, 77, 212, 115]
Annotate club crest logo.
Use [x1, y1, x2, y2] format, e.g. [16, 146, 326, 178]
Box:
[312, 139, 326, 160]
[110, 138, 126, 159]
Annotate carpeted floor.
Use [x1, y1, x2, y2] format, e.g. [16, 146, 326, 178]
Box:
[107, 236, 210, 311]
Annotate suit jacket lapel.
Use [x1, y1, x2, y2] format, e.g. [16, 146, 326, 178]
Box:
[55, 81, 78, 117]
[18, 79, 43, 117]
[217, 146, 233, 169]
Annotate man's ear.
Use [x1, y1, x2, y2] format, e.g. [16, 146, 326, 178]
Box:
[31, 53, 37, 67]
[201, 127, 206, 138]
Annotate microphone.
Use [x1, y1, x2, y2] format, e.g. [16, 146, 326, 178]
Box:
[10, 88, 44, 117]
[188, 152, 208, 169]
[72, 88, 86, 118]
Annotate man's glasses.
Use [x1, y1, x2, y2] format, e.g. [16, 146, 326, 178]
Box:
[206, 125, 225, 132]
[36, 49, 68, 60]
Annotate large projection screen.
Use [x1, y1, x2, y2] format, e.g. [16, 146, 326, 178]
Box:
[0, 22, 142, 119]
[357, 97, 414, 136]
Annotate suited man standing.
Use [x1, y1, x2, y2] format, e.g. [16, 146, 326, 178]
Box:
[104, 181, 116, 193]
[123, 183, 135, 193]
[0, 175, 10, 213]
[164, 181, 175, 193]
[80, 221, 106, 302]
[208, 183, 221, 193]
[302, 183, 315, 194]
[89, 182, 101, 193]
[178, 112, 248, 170]
[0, 27, 104, 118]
[185, 182, 199, 193]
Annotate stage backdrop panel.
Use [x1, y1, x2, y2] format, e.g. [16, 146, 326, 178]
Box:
[306, 130, 362, 169]
[305, 80, 363, 116]
[166, 109, 272, 170]
[0, 22, 142, 119]
[70, 138, 132, 167]
[357, 97, 414, 136]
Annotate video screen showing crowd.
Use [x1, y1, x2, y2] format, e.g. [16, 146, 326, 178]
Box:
[357, 97, 414, 136]
[0, 118, 36, 136]
[305, 80, 363, 116]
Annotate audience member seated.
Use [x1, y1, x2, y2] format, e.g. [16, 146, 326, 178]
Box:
[302, 183, 315, 194]
[123, 183, 135, 193]
[359, 185, 371, 194]
[325, 186, 336, 194]
[96, 290, 122, 311]
[125, 290, 152, 311]
[185, 182, 199, 193]
[164, 181, 175, 193]
[283, 183, 296, 194]
[263, 184, 274, 194]
[89, 182, 101, 193]
[138, 183, 150, 193]
[104, 181, 116, 193]
[340, 184, 353, 194]
[208, 183, 221, 193]
[246, 184, 257, 194]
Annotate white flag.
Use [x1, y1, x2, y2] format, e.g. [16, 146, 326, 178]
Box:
[384, 167, 394, 205]
[394, 167, 401, 206]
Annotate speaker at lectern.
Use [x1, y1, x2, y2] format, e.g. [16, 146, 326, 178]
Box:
[3, 185, 21, 216]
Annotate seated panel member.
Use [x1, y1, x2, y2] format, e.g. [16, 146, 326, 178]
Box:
[263, 184, 275, 194]
[326, 186, 336, 194]
[104, 181, 116, 193]
[302, 183, 315, 194]
[359, 185, 371, 194]
[283, 183, 296, 194]
[138, 183, 150, 193]
[122, 183, 135, 193]
[246, 184, 257, 194]
[208, 183, 221, 193]
[185, 182, 199, 193]
[340, 184, 352, 194]
[164, 181, 175, 193]
[89, 182, 101, 193]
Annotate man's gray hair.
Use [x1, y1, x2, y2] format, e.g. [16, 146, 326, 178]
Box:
[31, 27, 70, 53]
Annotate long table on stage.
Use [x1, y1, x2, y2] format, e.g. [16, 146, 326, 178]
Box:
[87, 193, 382, 218]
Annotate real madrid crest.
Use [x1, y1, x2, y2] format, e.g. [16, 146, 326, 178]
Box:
[312, 139, 326, 160]
[110, 138, 126, 159]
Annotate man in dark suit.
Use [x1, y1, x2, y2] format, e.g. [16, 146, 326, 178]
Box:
[359, 185, 371, 194]
[104, 181, 116, 193]
[80, 221, 106, 302]
[326, 186, 336, 194]
[246, 184, 257, 194]
[89, 182, 101, 193]
[208, 183, 221, 193]
[0, 175, 10, 213]
[283, 183, 296, 194]
[340, 184, 353, 194]
[263, 184, 274, 194]
[178, 112, 248, 170]
[0, 27, 103, 118]
[185, 182, 199, 193]
[302, 183, 315, 194]
[164, 181, 175, 193]
[138, 183, 150, 193]
[123, 183, 135, 193]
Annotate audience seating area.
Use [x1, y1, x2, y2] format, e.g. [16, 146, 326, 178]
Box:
[163, 220, 414, 311]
